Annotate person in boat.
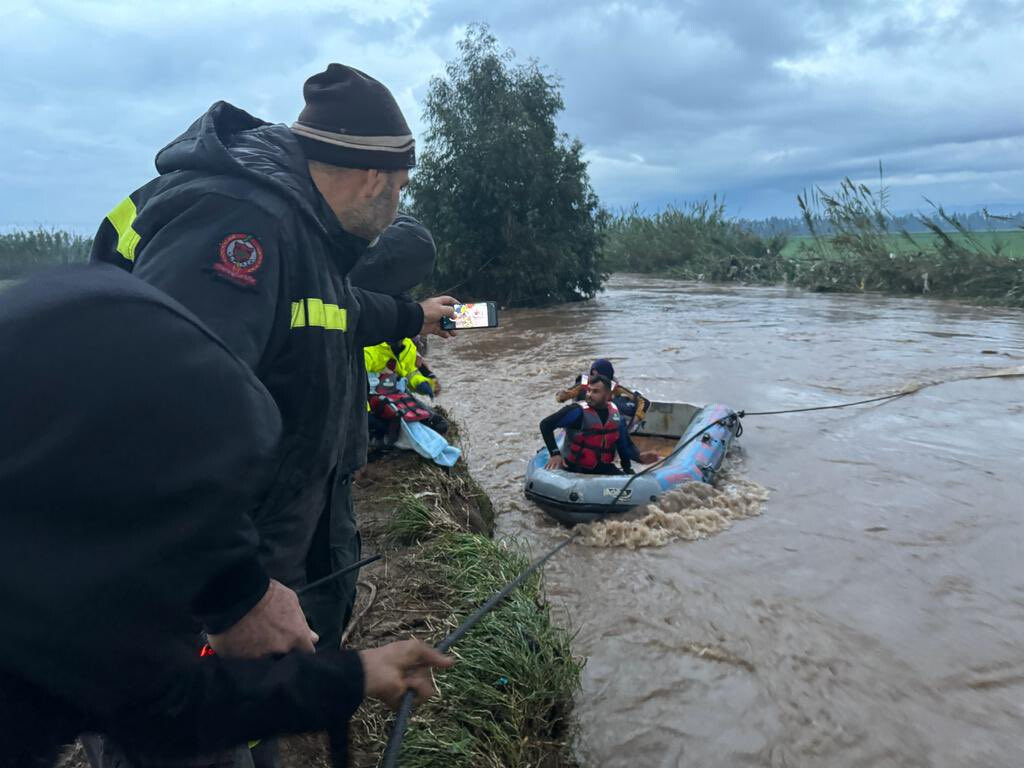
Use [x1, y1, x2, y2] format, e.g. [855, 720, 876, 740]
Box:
[555, 358, 650, 425]
[541, 375, 660, 474]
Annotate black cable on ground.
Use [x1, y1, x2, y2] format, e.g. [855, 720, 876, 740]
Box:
[380, 533, 578, 768]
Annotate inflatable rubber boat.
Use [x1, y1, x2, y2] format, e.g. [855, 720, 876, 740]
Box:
[524, 401, 741, 525]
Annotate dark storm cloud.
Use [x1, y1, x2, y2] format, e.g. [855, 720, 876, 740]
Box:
[418, 0, 1024, 214]
[1, 0, 1021, 226]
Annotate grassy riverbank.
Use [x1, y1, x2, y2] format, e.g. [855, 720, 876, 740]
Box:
[8, 177, 1024, 309]
[57, 413, 582, 767]
[602, 199, 1024, 308]
[777, 230, 1024, 305]
[337, 439, 581, 768]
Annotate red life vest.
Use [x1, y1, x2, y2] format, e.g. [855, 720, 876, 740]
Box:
[564, 402, 621, 470]
[368, 374, 431, 422]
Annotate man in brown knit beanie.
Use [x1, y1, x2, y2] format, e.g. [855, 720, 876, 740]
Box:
[84, 64, 458, 768]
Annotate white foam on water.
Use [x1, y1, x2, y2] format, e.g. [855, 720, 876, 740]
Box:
[578, 467, 769, 549]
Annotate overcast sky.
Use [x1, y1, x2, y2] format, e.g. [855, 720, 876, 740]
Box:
[2, 0, 1022, 230]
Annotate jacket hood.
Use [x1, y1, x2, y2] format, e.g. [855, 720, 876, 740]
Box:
[155, 101, 329, 236]
[349, 214, 435, 297]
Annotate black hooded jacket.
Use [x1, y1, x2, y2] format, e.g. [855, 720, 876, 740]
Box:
[90, 102, 423, 600]
[0, 266, 365, 766]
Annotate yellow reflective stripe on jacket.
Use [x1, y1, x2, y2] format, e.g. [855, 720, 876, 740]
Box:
[106, 197, 141, 263]
[290, 299, 347, 331]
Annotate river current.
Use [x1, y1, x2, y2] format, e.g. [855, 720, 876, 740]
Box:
[427, 275, 1024, 767]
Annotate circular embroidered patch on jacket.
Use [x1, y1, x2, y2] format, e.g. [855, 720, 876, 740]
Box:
[213, 234, 264, 286]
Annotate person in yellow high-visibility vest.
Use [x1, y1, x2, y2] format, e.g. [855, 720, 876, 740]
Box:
[364, 338, 450, 447]
[364, 338, 439, 398]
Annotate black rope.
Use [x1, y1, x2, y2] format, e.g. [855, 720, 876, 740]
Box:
[609, 390, 911, 508]
[295, 554, 382, 596]
[379, 386, 919, 762]
[380, 534, 577, 768]
[738, 391, 910, 416]
[609, 413, 738, 507]
[435, 535, 576, 653]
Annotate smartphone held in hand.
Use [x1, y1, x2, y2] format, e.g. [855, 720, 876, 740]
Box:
[440, 302, 499, 331]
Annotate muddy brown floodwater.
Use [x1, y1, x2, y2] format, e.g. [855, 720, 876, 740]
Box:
[426, 275, 1024, 768]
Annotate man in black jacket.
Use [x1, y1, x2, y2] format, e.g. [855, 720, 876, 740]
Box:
[85, 64, 459, 766]
[91, 64, 455, 652]
[0, 266, 453, 768]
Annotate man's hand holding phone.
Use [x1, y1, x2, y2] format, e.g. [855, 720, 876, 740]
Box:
[440, 301, 500, 331]
[419, 295, 458, 339]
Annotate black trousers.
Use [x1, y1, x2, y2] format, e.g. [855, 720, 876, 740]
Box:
[302, 473, 360, 649]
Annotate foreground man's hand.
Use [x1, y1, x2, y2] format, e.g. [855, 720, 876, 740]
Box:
[360, 639, 455, 709]
[545, 453, 566, 471]
[638, 450, 661, 465]
[207, 579, 318, 658]
[419, 295, 458, 339]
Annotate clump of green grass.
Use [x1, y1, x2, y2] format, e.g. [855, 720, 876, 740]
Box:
[386, 492, 460, 545]
[395, 533, 582, 768]
[373, 483, 581, 768]
[385, 464, 495, 542]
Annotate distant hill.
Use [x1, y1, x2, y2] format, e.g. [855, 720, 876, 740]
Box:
[737, 208, 1024, 237]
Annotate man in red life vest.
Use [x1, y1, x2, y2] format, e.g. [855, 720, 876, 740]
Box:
[540, 375, 660, 474]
